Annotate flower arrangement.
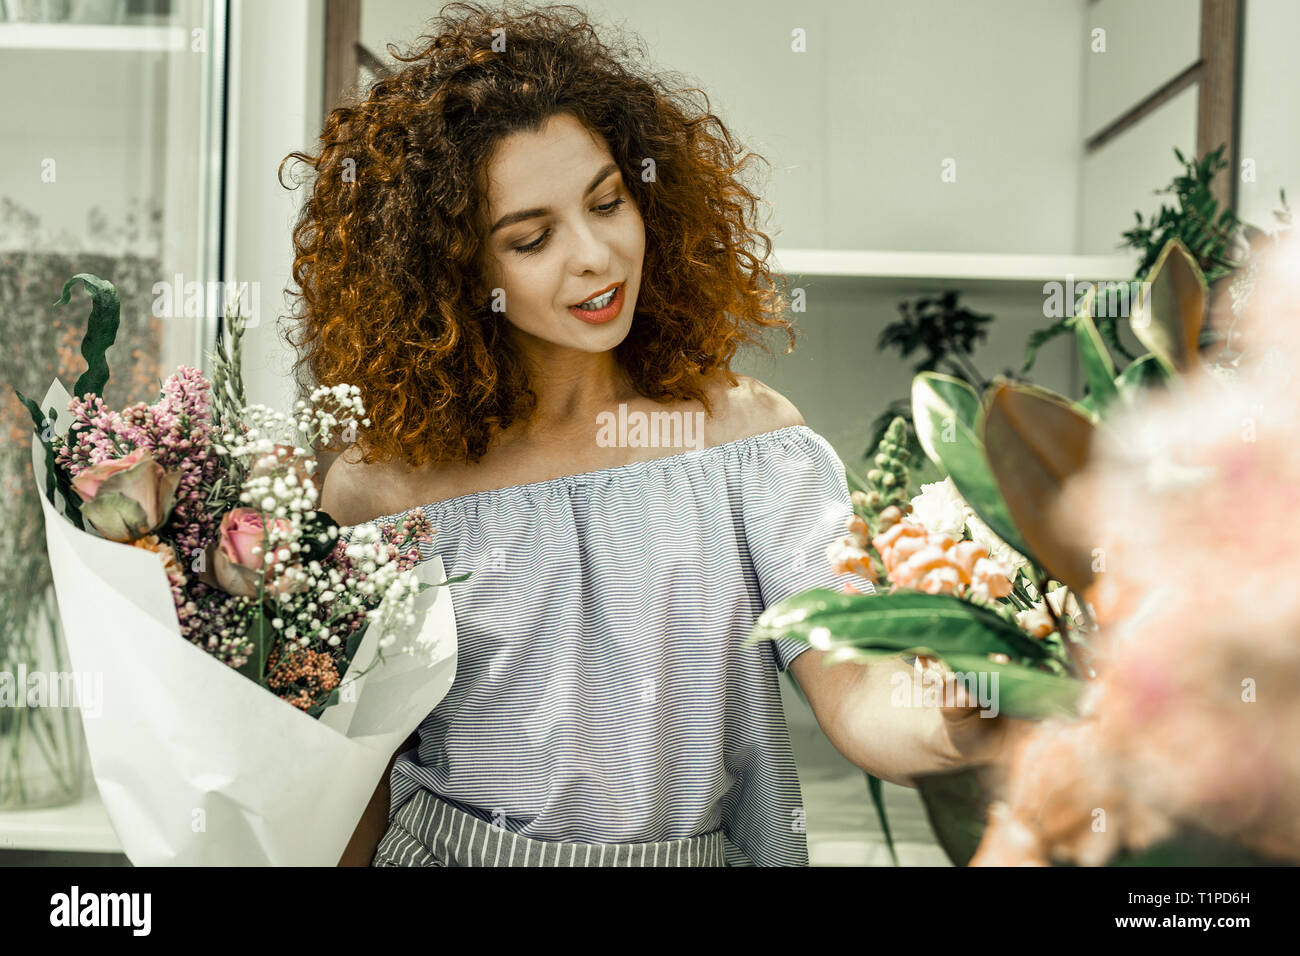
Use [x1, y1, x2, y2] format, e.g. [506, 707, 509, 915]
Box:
[17, 274, 454, 717]
[973, 231, 1300, 866]
[13, 273, 461, 865]
[749, 232, 1290, 866]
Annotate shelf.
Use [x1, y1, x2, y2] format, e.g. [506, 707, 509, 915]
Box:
[770, 248, 1140, 283]
[0, 22, 187, 52]
[0, 780, 121, 854]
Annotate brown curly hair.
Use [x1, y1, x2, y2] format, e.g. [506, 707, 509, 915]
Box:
[279, 1, 797, 470]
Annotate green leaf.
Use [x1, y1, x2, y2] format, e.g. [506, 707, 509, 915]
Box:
[54, 274, 121, 399]
[911, 372, 1036, 565]
[980, 383, 1097, 595]
[1022, 313, 1074, 372]
[937, 652, 1085, 720]
[13, 392, 85, 530]
[345, 621, 369, 662]
[1115, 353, 1173, 407]
[913, 763, 1005, 867]
[865, 772, 899, 866]
[1072, 288, 1119, 417]
[237, 612, 274, 683]
[1073, 393, 1098, 422]
[306, 687, 341, 719]
[749, 590, 1086, 721]
[1130, 239, 1207, 376]
[748, 589, 1051, 664]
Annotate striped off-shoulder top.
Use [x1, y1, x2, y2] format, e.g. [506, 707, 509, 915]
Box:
[359, 424, 877, 866]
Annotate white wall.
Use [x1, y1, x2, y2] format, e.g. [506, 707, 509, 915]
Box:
[1075, 0, 1200, 255]
[224, 0, 325, 415]
[363, 0, 1089, 255]
[1238, 0, 1300, 232]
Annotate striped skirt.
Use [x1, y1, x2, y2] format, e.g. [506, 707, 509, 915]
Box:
[372, 788, 734, 867]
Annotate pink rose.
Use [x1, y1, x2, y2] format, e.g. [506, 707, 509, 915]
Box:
[71, 448, 181, 543]
[213, 507, 305, 599]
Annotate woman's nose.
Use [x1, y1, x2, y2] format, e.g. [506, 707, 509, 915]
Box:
[566, 220, 612, 276]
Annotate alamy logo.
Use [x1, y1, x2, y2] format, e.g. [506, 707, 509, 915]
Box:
[1042, 276, 1151, 322]
[594, 404, 707, 451]
[0, 667, 102, 718]
[49, 886, 151, 936]
[152, 275, 260, 326]
[890, 661, 1001, 718]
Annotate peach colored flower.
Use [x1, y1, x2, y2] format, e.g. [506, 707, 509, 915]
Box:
[130, 535, 186, 584]
[1015, 605, 1054, 638]
[826, 537, 878, 583]
[918, 565, 961, 595]
[947, 540, 984, 583]
[970, 557, 1014, 600]
[871, 517, 1014, 601]
[72, 448, 181, 542]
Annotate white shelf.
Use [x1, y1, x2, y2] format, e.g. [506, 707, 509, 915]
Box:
[0, 22, 187, 52]
[771, 248, 1140, 283]
[0, 781, 121, 854]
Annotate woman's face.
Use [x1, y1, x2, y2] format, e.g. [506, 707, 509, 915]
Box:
[479, 112, 645, 357]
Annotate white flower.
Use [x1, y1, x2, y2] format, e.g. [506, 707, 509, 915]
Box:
[965, 511, 1031, 576]
[1044, 584, 1084, 625]
[908, 477, 970, 539]
[1015, 605, 1054, 638]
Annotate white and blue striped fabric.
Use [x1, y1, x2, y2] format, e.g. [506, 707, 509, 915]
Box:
[361, 424, 877, 866]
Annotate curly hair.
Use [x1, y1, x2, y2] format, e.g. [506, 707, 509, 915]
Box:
[279, 1, 797, 470]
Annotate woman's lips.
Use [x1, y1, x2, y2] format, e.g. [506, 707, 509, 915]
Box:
[567, 282, 625, 324]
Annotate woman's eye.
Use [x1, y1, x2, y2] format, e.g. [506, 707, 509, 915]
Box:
[511, 197, 627, 256]
[514, 232, 548, 255]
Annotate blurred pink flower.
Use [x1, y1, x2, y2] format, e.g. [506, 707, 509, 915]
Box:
[974, 233, 1300, 865]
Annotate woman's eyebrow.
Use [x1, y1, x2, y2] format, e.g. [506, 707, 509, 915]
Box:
[489, 162, 620, 235]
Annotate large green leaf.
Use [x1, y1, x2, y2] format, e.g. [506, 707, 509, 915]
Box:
[864, 773, 899, 866]
[54, 273, 121, 399]
[910, 373, 1036, 564]
[1072, 288, 1119, 418]
[748, 590, 1085, 720]
[13, 393, 85, 530]
[749, 589, 1051, 664]
[913, 763, 1006, 867]
[981, 383, 1097, 595]
[1115, 353, 1173, 408]
[936, 652, 1085, 720]
[1130, 238, 1206, 377]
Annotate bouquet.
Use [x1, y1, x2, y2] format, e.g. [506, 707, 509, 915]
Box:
[13, 274, 462, 865]
[971, 231, 1300, 866]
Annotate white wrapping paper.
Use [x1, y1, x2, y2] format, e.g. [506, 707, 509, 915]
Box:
[31, 380, 457, 866]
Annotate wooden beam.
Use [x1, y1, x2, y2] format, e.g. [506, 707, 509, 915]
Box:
[355, 42, 394, 81]
[1084, 60, 1202, 154]
[1197, 0, 1242, 211]
[323, 0, 361, 118]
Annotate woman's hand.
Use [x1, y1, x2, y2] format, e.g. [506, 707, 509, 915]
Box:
[923, 656, 1036, 771]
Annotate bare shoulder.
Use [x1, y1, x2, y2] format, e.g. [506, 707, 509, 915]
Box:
[319, 445, 403, 526]
[707, 372, 805, 445]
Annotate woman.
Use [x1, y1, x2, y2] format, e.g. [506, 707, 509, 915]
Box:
[282, 1, 1020, 866]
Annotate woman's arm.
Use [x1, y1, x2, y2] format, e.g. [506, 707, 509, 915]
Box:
[789, 649, 1026, 787]
[337, 731, 419, 866]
